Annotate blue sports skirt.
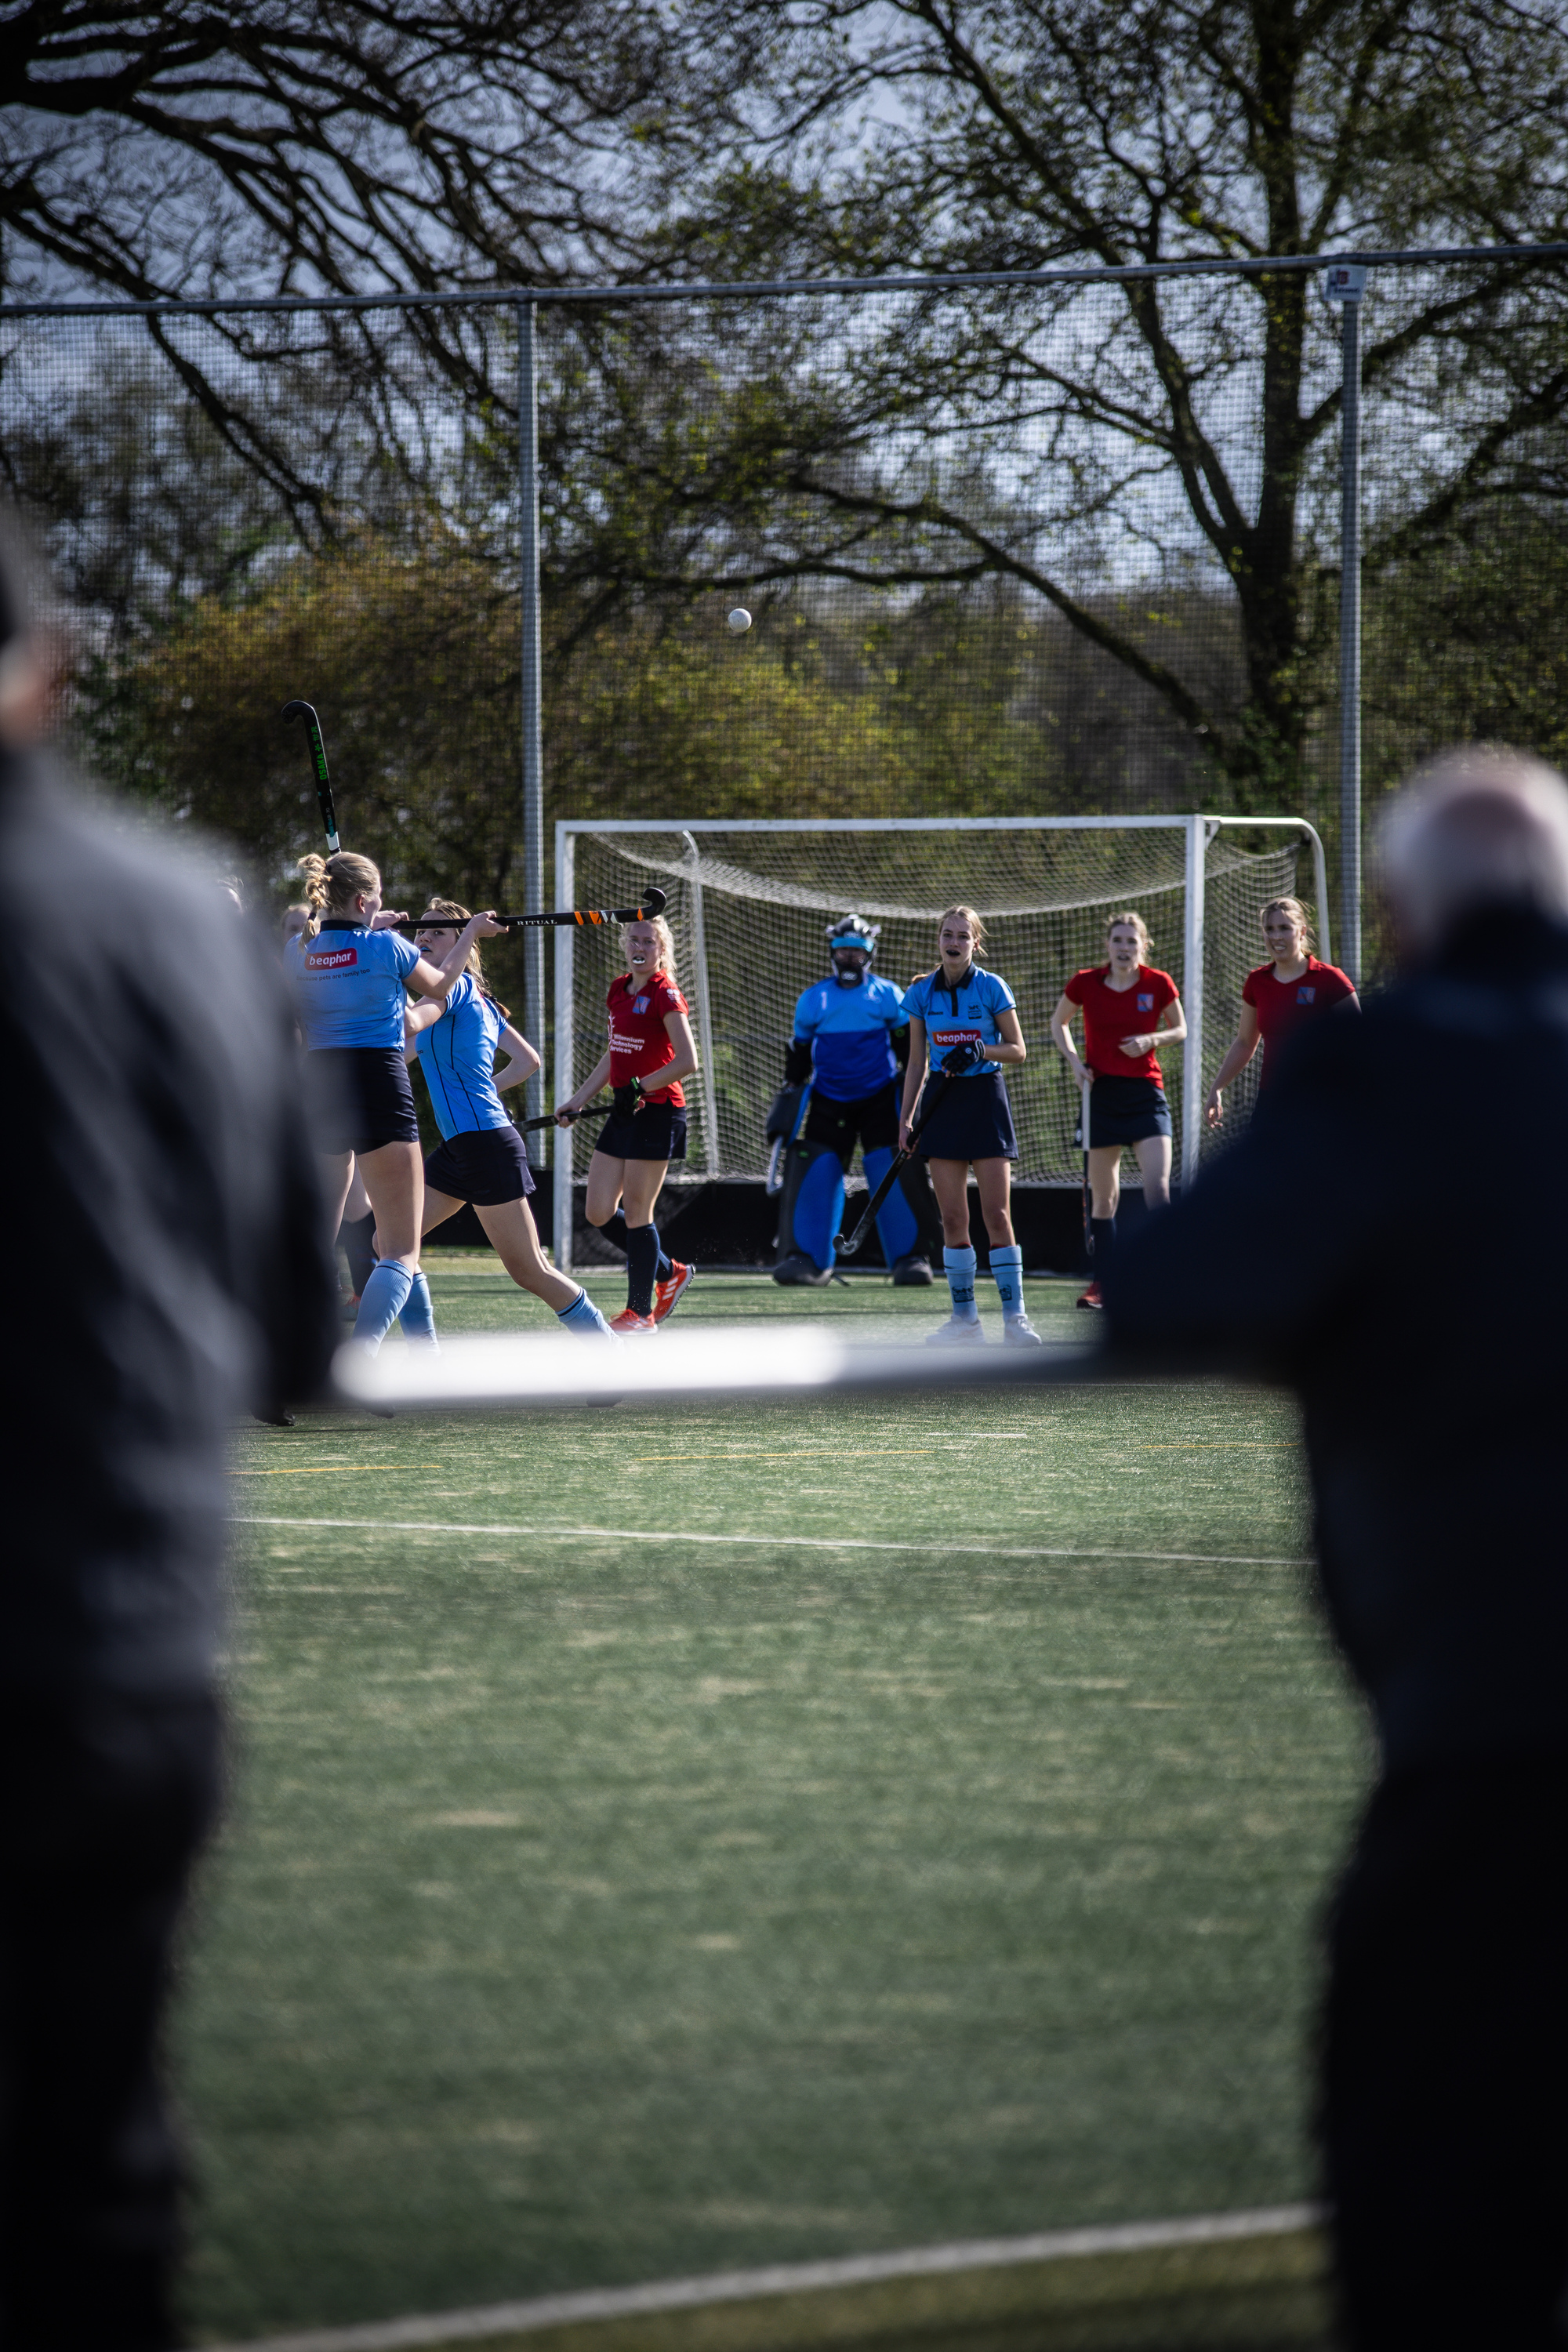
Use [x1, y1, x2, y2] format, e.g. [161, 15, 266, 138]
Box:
[424, 1125, 535, 1206]
[1083, 1073, 1172, 1149]
[914, 1069, 1018, 1163]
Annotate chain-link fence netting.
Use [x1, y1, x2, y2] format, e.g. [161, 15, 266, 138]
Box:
[3, 258, 1566, 1034]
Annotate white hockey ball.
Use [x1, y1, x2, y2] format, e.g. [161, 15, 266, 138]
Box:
[727, 607, 753, 633]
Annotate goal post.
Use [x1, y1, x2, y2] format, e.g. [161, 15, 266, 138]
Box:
[550, 814, 1329, 1274]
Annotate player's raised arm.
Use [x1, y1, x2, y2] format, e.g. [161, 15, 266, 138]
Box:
[405, 899, 615, 1347]
[285, 848, 438, 1356]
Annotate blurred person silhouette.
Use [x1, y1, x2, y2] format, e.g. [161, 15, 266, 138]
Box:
[1105, 747, 1568, 2349]
[0, 514, 338, 2347]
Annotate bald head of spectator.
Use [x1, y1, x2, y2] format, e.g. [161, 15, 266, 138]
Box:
[1379, 747, 1568, 957]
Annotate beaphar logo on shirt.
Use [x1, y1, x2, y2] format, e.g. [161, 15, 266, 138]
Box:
[1137, 992, 1153, 1010]
[307, 947, 358, 971]
[1297, 985, 1316, 1004]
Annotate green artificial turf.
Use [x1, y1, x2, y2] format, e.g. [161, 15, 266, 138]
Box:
[183, 1258, 1369, 2343]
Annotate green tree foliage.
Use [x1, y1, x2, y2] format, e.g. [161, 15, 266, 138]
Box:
[623, 0, 1568, 805]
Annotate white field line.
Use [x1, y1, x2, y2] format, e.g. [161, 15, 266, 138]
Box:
[209, 2203, 1324, 2352]
[235, 1516, 1311, 1567]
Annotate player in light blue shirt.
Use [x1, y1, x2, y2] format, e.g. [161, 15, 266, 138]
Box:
[286, 851, 497, 1356]
[405, 901, 615, 1345]
[898, 905, 1041, 1349]
[771, 916, 934, 1289]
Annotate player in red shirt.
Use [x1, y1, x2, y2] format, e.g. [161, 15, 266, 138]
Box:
[1050, 909, 1187, 1309]
[556, 913, 700, 1333]
[1205, 896, 1358, 1130]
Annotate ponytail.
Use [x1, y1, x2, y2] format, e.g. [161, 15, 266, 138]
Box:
[296, 851, 380, 937]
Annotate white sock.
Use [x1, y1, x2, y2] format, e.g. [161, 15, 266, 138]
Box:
[943, 1244, 979, 1323]
[557, 1286, 613, 1338]
[990, 1243, 1025, 1321]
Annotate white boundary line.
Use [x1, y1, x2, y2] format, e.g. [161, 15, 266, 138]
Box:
[210, 2204, 1324, 2352]
[235, 1516, 1310, 1567]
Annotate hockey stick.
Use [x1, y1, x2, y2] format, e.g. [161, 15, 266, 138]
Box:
[389, 887, 667, 933]
[516, 1094, 607, 1135]
[281, 700, 339, 854]
[835, 1065, 960, 1257]
[1081, 1073, 1094, 1269]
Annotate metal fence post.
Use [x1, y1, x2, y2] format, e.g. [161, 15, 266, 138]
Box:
[681, 833, 723, 1174]
[553, 823, 575, 1273]
[518, 299, 546, 1127]
[1324, 263, 1367, 986]
[1181, 813, 1207, 1187]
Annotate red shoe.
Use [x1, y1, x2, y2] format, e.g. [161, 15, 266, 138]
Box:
[1076, 1279, 1104, 1310]
[608, 1308, 658, 1335]
[652, 1259, 694, 1324]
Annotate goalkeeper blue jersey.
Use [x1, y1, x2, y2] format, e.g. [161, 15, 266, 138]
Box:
[902, 965, 1017, 1073]
[414, 973, 512, 1138]
[285, 920, 421, 1050]
[792, 971, 907, 1101]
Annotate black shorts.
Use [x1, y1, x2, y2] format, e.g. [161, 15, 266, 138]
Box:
[303, 1046, 420, 1156]
[915, 1069, 1018, 1163]
[593, 1101, 688, 1164]
[424, 1125, 535, 1207]
[803, 1081, 899, 1157]
[1083, 1073, 1173, 1149]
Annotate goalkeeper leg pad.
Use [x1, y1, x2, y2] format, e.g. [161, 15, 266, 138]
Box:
[864, 1145, 923, 1274]
[775, 1138, 844, 1282]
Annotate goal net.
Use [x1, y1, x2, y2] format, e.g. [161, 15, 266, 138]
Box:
[551, 818, 1323, 1262]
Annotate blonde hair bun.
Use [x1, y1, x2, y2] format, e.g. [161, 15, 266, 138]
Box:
[296, 850, 380, 933]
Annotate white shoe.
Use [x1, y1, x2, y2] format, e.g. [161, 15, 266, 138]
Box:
[925, 1316, 988, 1346]
[1002, 1316, 1044, 1348]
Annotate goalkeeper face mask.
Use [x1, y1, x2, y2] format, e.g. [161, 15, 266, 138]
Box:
[827, 915, 879, 983]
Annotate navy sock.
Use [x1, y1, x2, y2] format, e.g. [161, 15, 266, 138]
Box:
[648, 1221, 672, 1281]
[1090, 1217, 1116, 1273]
[598, 1210, 631, 1258]
[625, 1224, 660, 1316]
[339, 1211, 376, 1297]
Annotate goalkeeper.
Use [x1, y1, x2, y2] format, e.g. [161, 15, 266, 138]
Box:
[771, 915, 934, 1287]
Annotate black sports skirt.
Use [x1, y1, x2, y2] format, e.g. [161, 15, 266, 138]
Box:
[914, 1069, 1018, 1163]
[424, 1125, 535, 1206]
[593, 1101, 688, 1163]
[303, 1046, 420, 1155]
[1083, 1072, 1173, 1149]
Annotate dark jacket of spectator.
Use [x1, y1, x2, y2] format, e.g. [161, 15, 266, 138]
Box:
[1104, 903, 1568, 1775]
[0, 748, 339, 1697]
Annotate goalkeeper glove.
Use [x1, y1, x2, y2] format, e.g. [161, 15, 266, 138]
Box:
[783, 1038, 814, 1085]
[612, 1076, 644, 1117]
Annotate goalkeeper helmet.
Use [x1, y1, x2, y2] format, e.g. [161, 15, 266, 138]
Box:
[826, 913, 880, 971]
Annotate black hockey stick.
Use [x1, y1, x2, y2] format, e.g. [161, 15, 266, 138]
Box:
[835, 1065, 960, 1257]
[1080, 1074, 1094, 1269]
[516, 1093, 608, 1134]
[388, 887, 668, 933]
[281, 700, 339, 853]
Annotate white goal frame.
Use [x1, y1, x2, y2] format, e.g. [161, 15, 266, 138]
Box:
[550, 813, 1329, 1272]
